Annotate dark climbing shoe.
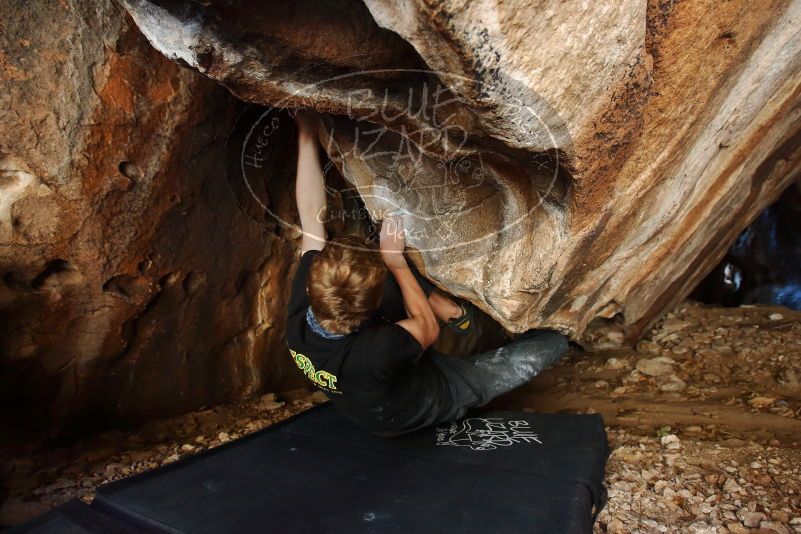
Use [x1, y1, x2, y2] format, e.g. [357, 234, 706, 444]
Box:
[443, 300, 475, 336]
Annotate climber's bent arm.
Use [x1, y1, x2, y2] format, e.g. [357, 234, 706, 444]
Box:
[380, 217, 440, 349]
[389, 265, 440, 349]
[294, 111, 326, 253]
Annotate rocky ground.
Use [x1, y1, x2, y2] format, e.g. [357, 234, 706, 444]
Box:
[596, 429, 800, 533]
[1, 301, 800, 532]
[502, 301, 801, 533]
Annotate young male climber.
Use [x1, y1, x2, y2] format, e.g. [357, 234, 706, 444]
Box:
[285, 110, 569, 436]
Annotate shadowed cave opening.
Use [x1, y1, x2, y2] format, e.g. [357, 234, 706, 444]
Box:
[691, 181, 801, 311]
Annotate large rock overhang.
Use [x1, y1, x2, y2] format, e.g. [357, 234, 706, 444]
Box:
[123, 0, 801, 341]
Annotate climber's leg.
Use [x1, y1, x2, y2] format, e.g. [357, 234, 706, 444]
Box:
[427, 329, 569, 423]
[465, 330, 568, 405]
[428, 290, 464, 323]
[371, 332, 567, 436]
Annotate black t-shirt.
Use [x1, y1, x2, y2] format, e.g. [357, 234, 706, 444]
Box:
[285, 249, 454, 435]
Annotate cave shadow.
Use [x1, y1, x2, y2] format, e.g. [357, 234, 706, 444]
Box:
[691, 180, 801, 310]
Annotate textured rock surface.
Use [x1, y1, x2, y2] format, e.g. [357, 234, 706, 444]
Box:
[0, 1, 301, 428]
[123, 0, 801, 341]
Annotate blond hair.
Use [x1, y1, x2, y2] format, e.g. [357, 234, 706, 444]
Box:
[308, 235, 386, 334]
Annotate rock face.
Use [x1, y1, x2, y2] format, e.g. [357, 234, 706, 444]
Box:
[3, 0, 801, 429]
[0, 1, 301, 428]
[123, 0, 801, 341]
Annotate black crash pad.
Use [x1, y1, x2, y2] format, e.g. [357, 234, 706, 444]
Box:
[10, 403, 610, 534]
[5, 499, 140, 534]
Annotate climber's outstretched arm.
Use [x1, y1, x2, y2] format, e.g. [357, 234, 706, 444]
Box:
[294, 111, 326, 253]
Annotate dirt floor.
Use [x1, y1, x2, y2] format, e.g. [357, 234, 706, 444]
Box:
[1, 301, 800, 532]
[500, 301, 801, 533]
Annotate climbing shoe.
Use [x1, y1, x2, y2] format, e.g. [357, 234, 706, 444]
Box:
[443, 300, 475, 336]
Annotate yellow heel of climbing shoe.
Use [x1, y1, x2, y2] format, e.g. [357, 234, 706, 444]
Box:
[445, 301, 475, 336]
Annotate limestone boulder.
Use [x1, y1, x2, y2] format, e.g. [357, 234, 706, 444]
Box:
[122, 0, 801, 342]
[0, 1, 301, 428]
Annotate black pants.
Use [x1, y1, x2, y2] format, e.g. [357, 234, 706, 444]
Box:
[416, 330, 569, 432]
